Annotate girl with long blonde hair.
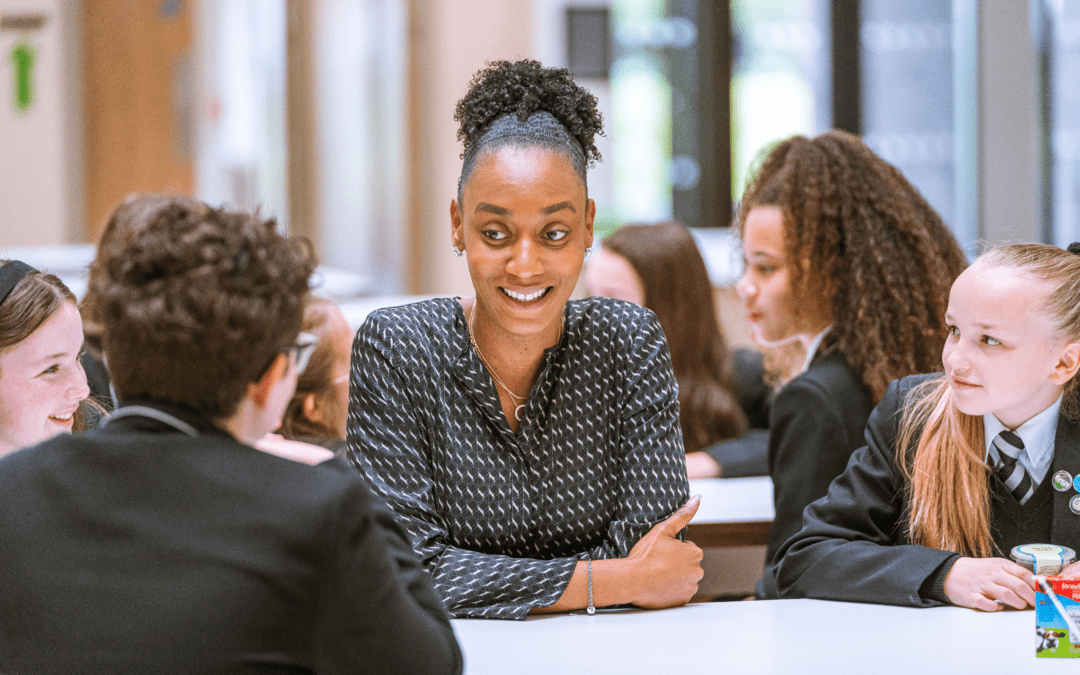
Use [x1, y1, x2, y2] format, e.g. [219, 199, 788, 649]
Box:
[777, 243, 1080, 610]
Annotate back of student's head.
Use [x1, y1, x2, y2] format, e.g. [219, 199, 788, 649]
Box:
[86, 194, 316, 418]
[737, 130, 968, 401]
[900, 242, 1080, 558]
[601, 222, 748, 450]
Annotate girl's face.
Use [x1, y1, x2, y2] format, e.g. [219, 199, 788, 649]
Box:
[943, 263, 1080, 429]
[584, 248, 645, 306]
[0, 302, 91, 455]
[736, 205, 828, 344]
[451, 146, 595, 338]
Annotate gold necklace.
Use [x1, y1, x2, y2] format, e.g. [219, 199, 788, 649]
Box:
[468, 304, 565, 421]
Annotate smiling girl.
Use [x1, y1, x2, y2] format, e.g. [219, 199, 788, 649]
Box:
[777, 243, 1080, 609]
[0, 260, 92, 456]
[348, 60, 702, 620]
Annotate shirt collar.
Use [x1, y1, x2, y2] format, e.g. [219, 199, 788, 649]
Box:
[983, 394, 1062, 466]
[799, 325, 833, 374]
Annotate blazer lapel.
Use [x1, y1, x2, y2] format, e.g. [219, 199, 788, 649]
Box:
[1050, 414, 1080, 549]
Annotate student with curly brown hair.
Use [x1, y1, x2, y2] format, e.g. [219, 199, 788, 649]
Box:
[0, 195, 461, 674]
[349, 60, 702, 620]
[736, 131, 969, 598]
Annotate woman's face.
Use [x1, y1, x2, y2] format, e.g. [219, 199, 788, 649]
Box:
[736, 206, 802, 344]
[452, 146, 595, 337]
[0, 302, 90, 455]
[584, 248, 645, 306]
[943, 263, 1080, 429]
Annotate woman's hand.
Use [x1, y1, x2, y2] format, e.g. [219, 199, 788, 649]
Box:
[685, 452, 721, 479]
[943, 557, 1036, 611]
[625, 496, 704, 609]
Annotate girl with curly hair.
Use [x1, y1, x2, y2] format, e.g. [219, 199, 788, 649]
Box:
[0, 260, 93, 456]
[736, 130, 968, 598]
[777, 243, 1080, 609]
[349, 59, 703, 620]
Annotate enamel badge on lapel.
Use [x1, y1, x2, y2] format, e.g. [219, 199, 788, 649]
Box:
[1053, 471, 1073, 492]
[1071, 495, 1080, 516]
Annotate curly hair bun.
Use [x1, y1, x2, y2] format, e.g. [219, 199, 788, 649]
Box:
[455, 59, 603, 166]
[1067, 242, 1080, 256]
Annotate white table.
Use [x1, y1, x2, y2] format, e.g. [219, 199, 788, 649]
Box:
[687, 476, 774, 547]
[452, 599, 1075, 674]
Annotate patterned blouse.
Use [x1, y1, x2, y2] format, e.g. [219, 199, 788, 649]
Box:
[347, 297, 689, 620]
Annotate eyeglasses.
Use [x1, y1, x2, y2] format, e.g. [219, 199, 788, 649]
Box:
[289, 332, 318, 375]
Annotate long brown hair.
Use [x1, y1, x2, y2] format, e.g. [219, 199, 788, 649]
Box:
[0, 260, 97, 432]
[602, 222, 748, 452]
[278, 297, 349, 441]
[899, 244, 1080, 557]
[737, 131, 968, 401]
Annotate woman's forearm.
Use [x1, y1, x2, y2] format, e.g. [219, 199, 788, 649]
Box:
[529, 559, 639, 614]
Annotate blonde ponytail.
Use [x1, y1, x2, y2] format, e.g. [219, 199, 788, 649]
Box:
[898, 377, 993, 558]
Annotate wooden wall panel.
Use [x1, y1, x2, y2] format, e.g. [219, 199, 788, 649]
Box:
[83, 0, 193, 239]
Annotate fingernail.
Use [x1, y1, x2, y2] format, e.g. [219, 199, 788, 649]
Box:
[690, 494, 701, 502]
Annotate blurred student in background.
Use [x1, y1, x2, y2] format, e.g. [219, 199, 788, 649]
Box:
[586, 221, 772, 478]
[257, 296, 354, 464]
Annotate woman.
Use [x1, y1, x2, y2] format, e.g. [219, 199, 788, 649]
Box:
[0, 194, 461, 674]
[0, 259, 93, 456]
[585, 221, 772, 478]
[736, 131, 969, 598]
[348, 59, 702, 620]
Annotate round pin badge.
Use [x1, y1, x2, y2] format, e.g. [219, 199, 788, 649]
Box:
[1053, 470, 1073, 491]
[1072, 495, 1080, 516]
[1074, 473, 1080, 493]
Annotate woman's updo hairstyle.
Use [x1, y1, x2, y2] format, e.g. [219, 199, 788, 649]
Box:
[455, 59, 604, 199]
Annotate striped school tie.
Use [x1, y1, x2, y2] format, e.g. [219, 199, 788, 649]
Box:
[991, 430, 1034, 505]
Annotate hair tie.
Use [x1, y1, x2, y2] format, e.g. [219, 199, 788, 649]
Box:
[0, 260, 39, 308]
[1067, 242, 1080, 256]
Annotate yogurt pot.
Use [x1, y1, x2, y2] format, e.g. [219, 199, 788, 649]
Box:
[1011, 544, 1077, 575]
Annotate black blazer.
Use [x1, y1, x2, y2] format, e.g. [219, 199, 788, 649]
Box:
[703, 348, 773, 478]
[776, 375, 1080, 606]
[757, 348, 874, 598]
[0, 402, 461, 675]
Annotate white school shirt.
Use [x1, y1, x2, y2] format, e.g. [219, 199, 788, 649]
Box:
[983, 394, 1062, 489]
[798, 325, 833, 375]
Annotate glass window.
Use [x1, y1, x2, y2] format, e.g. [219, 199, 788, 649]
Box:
[860, 1, 956, 230]
[730, 0, 830, 199]
[1045, 0, 1080, 246]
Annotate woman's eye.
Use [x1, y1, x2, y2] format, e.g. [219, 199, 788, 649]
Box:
[483, 229, 508, 241]
[983, 335, 1001, 346]
[946, 324, 959, 336]
[756, 264, 776, 275]
[41, 365, 60, 376]
[545, 230, 568, 242]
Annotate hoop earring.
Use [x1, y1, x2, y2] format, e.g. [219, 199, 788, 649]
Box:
[452, 246, 463, 258]
[584, 246, 593, 258]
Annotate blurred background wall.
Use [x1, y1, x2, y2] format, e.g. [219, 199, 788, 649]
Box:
[2, 0, 1079, 297]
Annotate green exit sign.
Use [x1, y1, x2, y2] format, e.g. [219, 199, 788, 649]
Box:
[10, 42, 35, 112]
